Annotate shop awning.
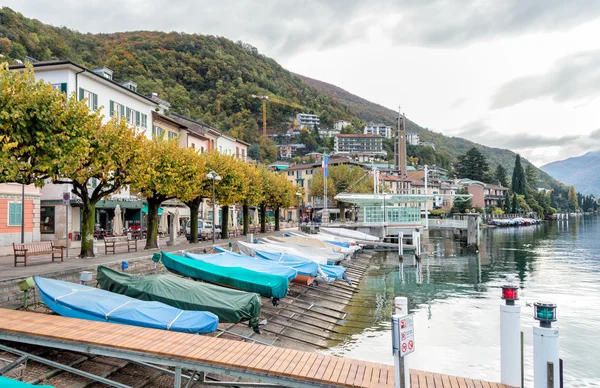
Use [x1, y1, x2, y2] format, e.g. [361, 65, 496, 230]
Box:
[142, 205, 163, 215]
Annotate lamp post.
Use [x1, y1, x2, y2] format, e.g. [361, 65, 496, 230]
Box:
[296, 191, 302, 231]
[206, 171, 222, 244]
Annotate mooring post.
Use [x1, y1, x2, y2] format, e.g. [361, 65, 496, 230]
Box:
[467, 215, 478, 248]
[533, 303, 559, 388]
[398, 231, 404, 259]
[500, 285, 521, 386]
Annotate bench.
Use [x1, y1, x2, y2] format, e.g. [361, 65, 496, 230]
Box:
[104, 236, 137, 255]
[13, 242, 64, 267]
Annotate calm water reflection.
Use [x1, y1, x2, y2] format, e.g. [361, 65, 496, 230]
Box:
[327, 216, 600, 387]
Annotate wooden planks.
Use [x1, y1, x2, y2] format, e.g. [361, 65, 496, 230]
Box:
[0, 309, 516, 388]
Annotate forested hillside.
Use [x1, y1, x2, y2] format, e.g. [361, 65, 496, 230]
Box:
[297, 74, 557, 188]
[0, 6, 555, 187]
[541, 152, 600, 196]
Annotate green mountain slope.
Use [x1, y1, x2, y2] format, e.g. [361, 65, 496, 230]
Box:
[0, 6, 555, 188]
[297, 74, 556, 188]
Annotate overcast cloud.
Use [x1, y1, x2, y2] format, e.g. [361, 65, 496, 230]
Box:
[4, 0, 600, 166]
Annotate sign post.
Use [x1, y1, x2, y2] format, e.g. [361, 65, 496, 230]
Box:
[62, 192, 70, 260]
[392, 313, 414, 388]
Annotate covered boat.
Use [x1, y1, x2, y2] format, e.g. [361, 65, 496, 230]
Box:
[261, 238, 346, 263]
[320, 227, 379, 242]
[0, 377, 53, 388]
[214, 246, 317, 285]
[160, 251, 289, 302]
[273, 235, 358, 255]
[35, 276, 218, 334]
[237, 241, 328, 265]
[96, 266, 261, 330]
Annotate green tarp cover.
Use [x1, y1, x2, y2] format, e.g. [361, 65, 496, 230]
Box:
[159, 251, 289, 299]
[96, 266, 261, 326]
[0, 376, 53, 387]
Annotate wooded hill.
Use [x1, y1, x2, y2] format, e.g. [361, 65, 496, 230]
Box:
[0, 6, 556, 187]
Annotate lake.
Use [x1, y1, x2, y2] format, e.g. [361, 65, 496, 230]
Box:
[327, 215, 600, 387]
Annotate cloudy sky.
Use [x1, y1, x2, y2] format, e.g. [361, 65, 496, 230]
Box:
[5, 0, 600, 166]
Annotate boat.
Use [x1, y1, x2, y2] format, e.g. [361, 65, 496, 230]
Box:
[96, 266, 262, 331]
[236, 242, 349, 284]
[290, 230, 362, 246]
[237, 240, 329, 265]
[320, 227, 380, 242]
[159, 251, 289, 303]
[260, 238, 346, 264]
[213, 246, 318, 286]
[269, 235, 357, 255]
[34, 276, 219, 334]
[183, 251, 298, 281]
[0, 376, 53, 388]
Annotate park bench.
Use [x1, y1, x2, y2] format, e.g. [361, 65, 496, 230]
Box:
[104, 236, 137, 255]
[13, 241, 64, 267]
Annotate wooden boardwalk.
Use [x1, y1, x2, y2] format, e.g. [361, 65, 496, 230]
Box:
[0, 309, 513, 387]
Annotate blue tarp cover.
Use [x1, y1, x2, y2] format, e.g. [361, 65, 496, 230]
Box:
[0, 376, 53, 388]
[35, 276, 218, 334]
[252, 248, 346, 280]
[252, 250, 319, 277]
[185, 251, 298, 280]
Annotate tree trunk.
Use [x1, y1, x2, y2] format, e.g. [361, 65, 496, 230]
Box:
[221, 205, 229, 239]
[186, 197, 202, 243]
[339, 201, 347, 220]
[274, 207, 280, 231]
[260, 204, 267, 233]
[145, 198, 161, 250]
[242, 204, 249, 235]
[79, 198, 96, 258]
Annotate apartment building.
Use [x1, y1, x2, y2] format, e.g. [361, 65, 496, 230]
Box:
[334, 134, 386, 157]
[295, 113, 319, 129]
[364, 123, 393, 138]
[406, 132, 420, 146]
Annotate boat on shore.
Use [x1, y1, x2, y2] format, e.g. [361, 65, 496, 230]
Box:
[35, 276, 219, 334]
[96, 265, 262, 331]
[270, 235, 357, 255]
[487, 217, 542, 226]
[320, 227, 380, 242]
[260, 238, 346, 264]
[159, 251, 289, 304]
[237, 240, 330, 265]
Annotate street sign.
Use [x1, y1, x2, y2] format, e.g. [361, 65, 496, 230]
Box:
[307, 205, 313, 210]
[62, 192, 70, 206]
[399, 315, 415, 357]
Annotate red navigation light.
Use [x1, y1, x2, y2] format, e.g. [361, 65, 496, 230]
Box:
[501, 285, 518, 305]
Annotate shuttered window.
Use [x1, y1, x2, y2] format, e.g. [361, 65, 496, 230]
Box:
[52, 83, 67, 94]
[153, 125, 164, 138]
[141, 114, 147, 128]
[79, 88, 98, 110]
[8, 202, 22, 226]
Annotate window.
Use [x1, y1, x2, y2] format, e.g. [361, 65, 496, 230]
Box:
[126, 107, 141, 126]
[110, 101, 125, 119]
[8, 202, 22, 226]
[141, 113, 148, 128]
[40, 206, 55, 234]
[52, 83, 67, 94]
[191, 143, 196, 149]
[168, 131, 178, 140]
[79, 88, 98, 110]
[152, 125, 164, 138]
[236, 146, 240, 158]
[201, 146, 205, 153]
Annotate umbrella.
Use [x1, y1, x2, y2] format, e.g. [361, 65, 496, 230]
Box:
[253, 208, 259, 225]
[174, 208, 180, 236]
[158, 209, 169, 235]
[113, 205, 124, 236]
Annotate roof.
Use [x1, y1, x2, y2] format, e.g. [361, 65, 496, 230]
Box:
[336, 134, 383, 138]
[485, 184, 508, 190]
[152, 112, 187, 129]
[10, 60, 158, 105]
[169, 113, 220, 138]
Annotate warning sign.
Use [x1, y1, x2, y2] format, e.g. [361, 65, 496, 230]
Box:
[399, 315, 415, 356]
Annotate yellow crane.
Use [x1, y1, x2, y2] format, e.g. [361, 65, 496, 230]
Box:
[251, 94, 305, 136]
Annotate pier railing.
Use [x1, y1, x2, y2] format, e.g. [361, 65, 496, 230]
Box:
[424, 219, 468, 229]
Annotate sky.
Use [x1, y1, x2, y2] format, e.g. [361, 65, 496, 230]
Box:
[4, 0, 600, 166]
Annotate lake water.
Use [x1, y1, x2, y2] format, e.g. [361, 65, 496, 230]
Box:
[327, 215, 600, 387]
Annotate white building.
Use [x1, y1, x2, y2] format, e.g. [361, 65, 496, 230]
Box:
[406, 131, 420, 146]
[419, 141, 436, 150]
[216, 134, 250, 160]
[318, 128, 341, 138]
[11, 60, 162, 242]
[333, 120, 352, 131]
[296, 113, 319, 129]
[364, 123, 393, 138]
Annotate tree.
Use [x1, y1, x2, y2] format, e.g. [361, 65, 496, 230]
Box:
[455, 147, 489, 181]
[494, 165, 509, 187]
[511, 193, 517, 213]
[258, 136, 277, 163]
[0, 63, 90, 186]
[240, 164, 265, 235]
[128, 138, 200, 249]
[247, 143, 260, 161]
[525, 164, 538, 190]
[54, 118, 145, 257]
[451, 188, 472, 213]
[568, 185, 578, 212]
[511, 154, 526, 195]
[504, 191, 512, 213]
[178, 151, 207, 244]
[262, 172, 296, 231]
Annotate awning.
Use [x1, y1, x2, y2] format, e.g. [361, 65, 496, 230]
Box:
[142, 205, 163, 215]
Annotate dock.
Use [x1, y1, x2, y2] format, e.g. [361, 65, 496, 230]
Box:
[0, 309, 515, 387]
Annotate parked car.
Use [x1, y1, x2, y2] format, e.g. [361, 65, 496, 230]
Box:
[184, 219, 221, 241]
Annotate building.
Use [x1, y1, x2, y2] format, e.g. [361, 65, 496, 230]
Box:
[318, 128, 341, 138]
[406, 132, 420, 146]
[0, 184, 41, 245]
[381, 174, 412, 195]
[295, 113, 319, 129]
[334, 134, 385, 156]
[333, 120, 352, 131]
[169, 113, 219, 153]
[277, 144, 306, 159]
[364, 123, 393, 139]
[458, 179, 507, 209]
[419, 141, 436, 150]
[216, 134, 250, 160]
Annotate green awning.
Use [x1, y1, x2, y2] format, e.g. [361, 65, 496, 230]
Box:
[142, 205, 163, 215]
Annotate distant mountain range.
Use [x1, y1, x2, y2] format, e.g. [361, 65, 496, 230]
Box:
[541, 151, 600, 195]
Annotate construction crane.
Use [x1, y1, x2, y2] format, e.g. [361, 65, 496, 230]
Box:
[251, 94, 305, 136]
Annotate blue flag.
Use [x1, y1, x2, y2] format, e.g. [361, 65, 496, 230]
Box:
[322, 155, 329, 178]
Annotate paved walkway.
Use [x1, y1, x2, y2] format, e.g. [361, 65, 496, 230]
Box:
[0, 229, 295, 281]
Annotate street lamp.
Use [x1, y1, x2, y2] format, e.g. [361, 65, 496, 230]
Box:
[206, 171, 222, 244]
[296, 191, 303, 231]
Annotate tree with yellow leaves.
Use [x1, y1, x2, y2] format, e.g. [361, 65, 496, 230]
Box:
[259, 169, 298, 232]
[240, 163, 265, 235]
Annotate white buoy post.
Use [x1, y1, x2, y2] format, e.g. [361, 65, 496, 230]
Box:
[500, 285, 521, 386]
[533, 303, 559, 388]
[398, 232, 404, 257]
[393, 297, 410, 388]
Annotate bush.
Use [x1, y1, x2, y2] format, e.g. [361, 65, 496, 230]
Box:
[492, 208, 504, 215]
[429, 209, 447, 217]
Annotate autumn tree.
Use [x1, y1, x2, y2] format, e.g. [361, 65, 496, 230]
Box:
[128, 138, 200, 249]
[177, 150, 207, 244]
[263, 173, 296, 231]
[568, 185, 578, 212]
[240, 163, 265, 235]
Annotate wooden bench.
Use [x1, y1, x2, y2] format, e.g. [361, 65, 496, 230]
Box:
[13, 242, 64, 267]
[104, 236, 137, 255]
